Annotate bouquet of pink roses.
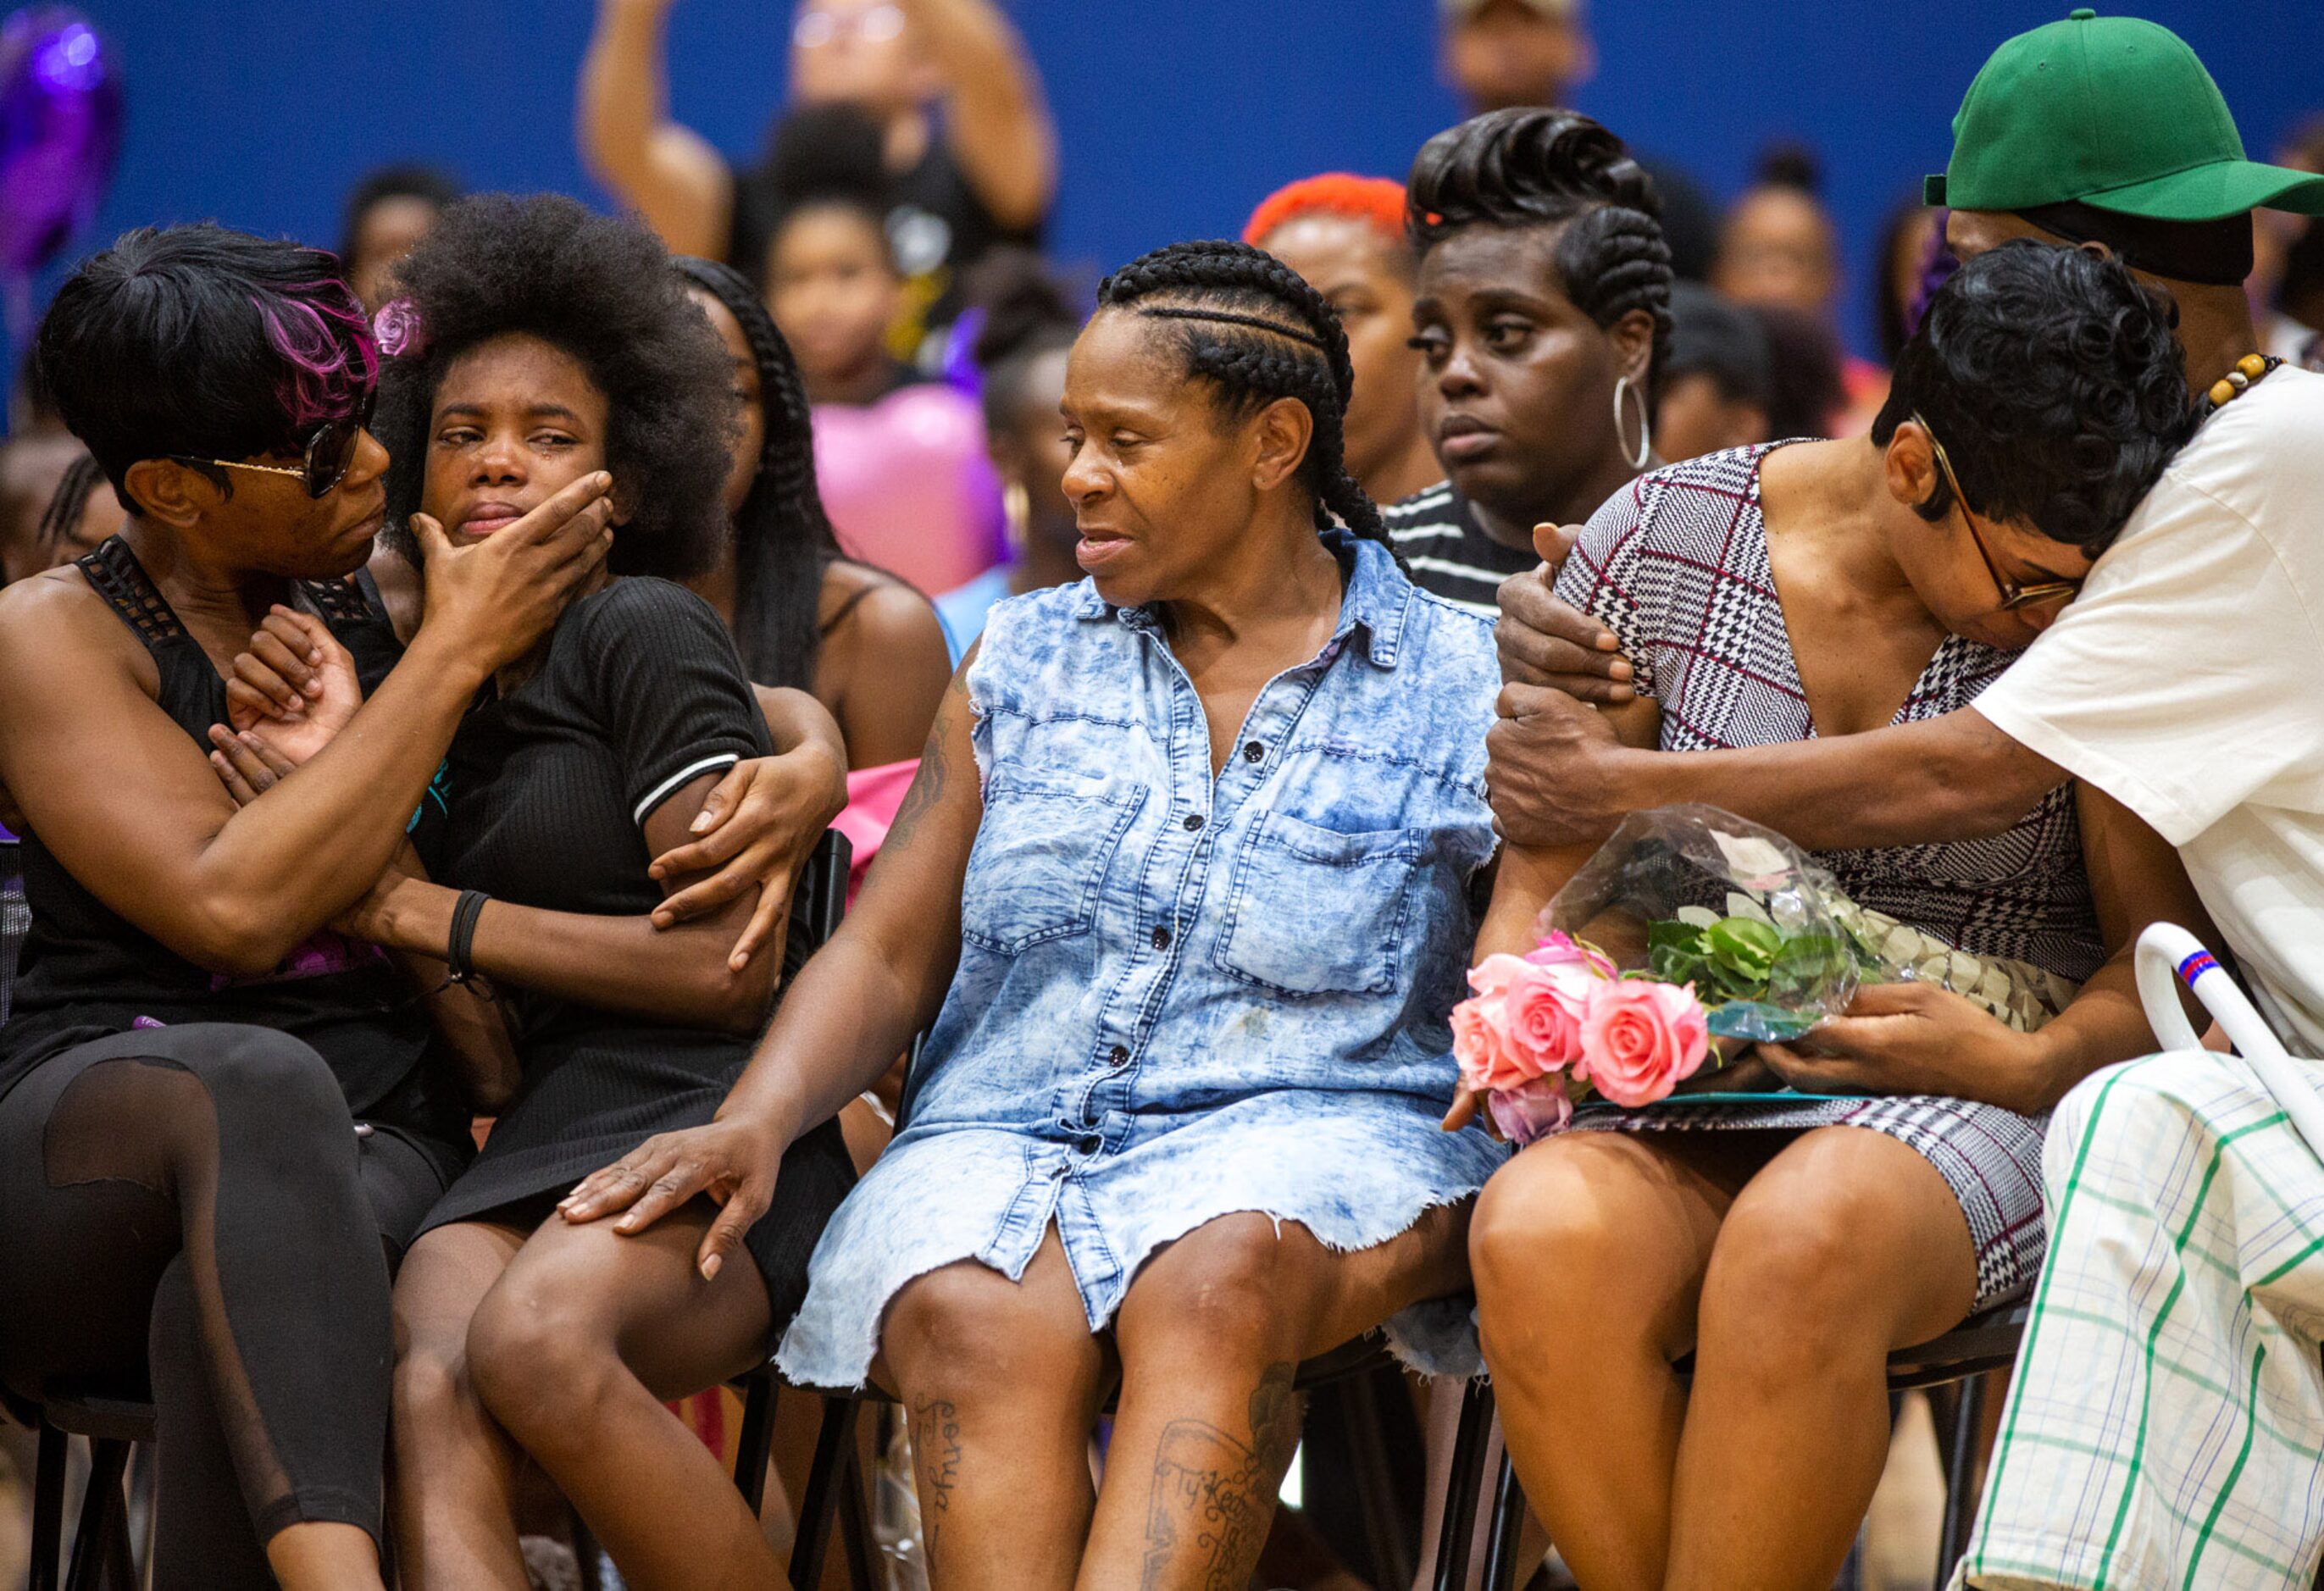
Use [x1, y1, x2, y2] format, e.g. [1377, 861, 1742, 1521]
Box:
[1451, 930, 1711, 1142]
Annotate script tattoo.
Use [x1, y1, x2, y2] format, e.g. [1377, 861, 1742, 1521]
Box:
[909, 1395, 963, 1553]
[1139, 1361, 1302, 1590]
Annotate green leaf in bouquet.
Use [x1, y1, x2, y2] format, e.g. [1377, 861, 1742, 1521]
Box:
[1645, 919, 1711, 982]
[1767, 932, 1855, 995]
[1705, 917, 1782, 981]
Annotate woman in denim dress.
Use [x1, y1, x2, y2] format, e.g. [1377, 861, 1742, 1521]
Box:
[562, 240, 1506, 1589]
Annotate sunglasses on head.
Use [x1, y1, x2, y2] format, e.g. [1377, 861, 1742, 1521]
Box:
[1911, 410, 2081, 615]
[170, 390, 376, 500]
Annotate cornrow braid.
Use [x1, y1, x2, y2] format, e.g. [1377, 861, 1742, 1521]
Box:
[1096, 239, 1401, 568]
[37, 452, 103, 551]
[674, 257, 844, 690]
[1409, 108, 1675, 398]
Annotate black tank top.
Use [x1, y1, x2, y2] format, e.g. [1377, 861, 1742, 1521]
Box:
[0, 537, 435, 1116]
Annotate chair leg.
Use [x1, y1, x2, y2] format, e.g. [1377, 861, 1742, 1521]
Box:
[1478, 1450, 1528, 1591]
[735, 1375, 779, 1518]
[1433, 1380, 1496, 1591]
[1936, 1373, 1989, 1587]
[1343, 1366, 1418, 1591]
[790, 1397, 857, 1591]
[835, 1445, 879, 1591]
[30, 1423, 64, 1591]
[64, 1437, 129, 1591]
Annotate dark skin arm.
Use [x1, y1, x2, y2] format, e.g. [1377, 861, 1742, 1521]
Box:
[242, 570, 851, 973]
[212, 727, 525, 1111]
[0, 476, 613, 978]
[559, 652, 985, 1278]
[1759, 783, 2215, 1115]
[813, 567, 955, 768]
[1488, 523, 2067, 851]
[344, 771, 777, 1033]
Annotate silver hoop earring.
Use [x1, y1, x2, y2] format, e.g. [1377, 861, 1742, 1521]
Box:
[1612, 374, 1653, 472]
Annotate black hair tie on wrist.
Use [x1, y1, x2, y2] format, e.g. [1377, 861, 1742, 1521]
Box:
[446, 889, 490, 984]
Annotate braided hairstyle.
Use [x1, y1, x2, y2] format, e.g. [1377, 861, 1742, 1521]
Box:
[36, 452, 105, 554]
[1408, 108, 1674, 398]
[674, 256, 845, 690]
[1095, 240, 1398, 565]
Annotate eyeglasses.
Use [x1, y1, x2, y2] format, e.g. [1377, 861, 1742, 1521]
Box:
[170, 391, 375, 500]
[1911, 411, 2081, 614]
[793, 3, 904, 47]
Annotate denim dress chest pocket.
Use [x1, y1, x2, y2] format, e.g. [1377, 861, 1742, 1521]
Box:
[1213, 810, 1431, 997]
[960, 771, 1148, 955]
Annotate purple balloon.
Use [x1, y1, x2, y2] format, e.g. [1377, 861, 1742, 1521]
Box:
[0, 7, 120, 280]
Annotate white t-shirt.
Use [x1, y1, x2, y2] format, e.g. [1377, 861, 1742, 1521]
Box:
[1975, 366, 2324, 1052]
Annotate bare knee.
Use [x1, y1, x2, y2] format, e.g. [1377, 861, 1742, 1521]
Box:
[464, 1271, 623, 1450]
[1472, 1139, 1656, 1328]
[883, 1262, 1094, 1411]
[1123, 1215, 1313, 1369]
[1697, 1183, 1880, 1373]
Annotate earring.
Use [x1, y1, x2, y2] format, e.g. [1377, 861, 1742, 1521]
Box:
[1611, 374, 1653, 473]
[1002, 478, 1031, 557]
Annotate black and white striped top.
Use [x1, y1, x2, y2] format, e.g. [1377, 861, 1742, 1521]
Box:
[1380, 482, 1541, 617]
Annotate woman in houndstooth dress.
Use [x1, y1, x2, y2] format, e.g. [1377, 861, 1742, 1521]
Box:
[1465, 236, 2217, 1591]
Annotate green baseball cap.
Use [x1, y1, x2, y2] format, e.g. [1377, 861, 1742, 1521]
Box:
[1926, 8, 2324, 221]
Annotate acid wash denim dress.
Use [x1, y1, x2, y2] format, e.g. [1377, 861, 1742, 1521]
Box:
[777, 533, 1508, 1387]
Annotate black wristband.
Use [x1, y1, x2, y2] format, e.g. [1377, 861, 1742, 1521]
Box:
[446, 889, 490, 984]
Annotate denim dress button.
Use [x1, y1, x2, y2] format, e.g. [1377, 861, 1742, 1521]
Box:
[1242, 740, 1265, 763]
[1183, 813, 1205, 831]
[1151, 925, 1172, 951]
[1107, 1045, 1130, 1066]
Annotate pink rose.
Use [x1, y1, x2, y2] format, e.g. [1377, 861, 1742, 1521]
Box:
[1528, 930, 1618, 980]
[372, 297, 425, 359]
[1455, 953, 1595, 1095]
[1577, 979, 1711, 1107]
[1452, 955, 1538, 1094]
[1485, 1076, 1575, 1144]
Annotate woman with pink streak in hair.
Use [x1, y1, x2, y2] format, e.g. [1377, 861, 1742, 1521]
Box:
[0, 223, 618, 1589]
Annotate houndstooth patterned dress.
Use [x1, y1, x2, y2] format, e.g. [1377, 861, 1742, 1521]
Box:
[1553, 443, 2107, 1311]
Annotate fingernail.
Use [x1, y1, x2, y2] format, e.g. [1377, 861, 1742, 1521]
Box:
[240, 731, 261, 746]
[303, 679, 323, 696]
[691, 812, 713, 833]
[701, 1254, 722, 1281]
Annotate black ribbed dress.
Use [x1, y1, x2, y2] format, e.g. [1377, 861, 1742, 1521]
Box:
[412, 576, 853, 1335]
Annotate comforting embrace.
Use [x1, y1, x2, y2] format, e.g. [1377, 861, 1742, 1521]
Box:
[4, 9, 2324, 1591]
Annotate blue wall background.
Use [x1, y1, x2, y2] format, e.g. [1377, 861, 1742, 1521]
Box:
[8, 0, 2316, 391]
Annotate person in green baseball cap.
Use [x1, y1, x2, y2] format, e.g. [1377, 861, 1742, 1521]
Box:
[1929, 6, 2324, 396]
[1476, 18, 2324, 1586]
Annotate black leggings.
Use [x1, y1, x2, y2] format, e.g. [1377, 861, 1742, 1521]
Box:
[0, 1024, 450, 1587]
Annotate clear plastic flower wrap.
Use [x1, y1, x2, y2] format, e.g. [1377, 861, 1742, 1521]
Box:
[1539, 804, 1864, 1045]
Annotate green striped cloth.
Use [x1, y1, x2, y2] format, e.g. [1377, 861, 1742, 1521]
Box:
[1955, 1052, 2324, 1590]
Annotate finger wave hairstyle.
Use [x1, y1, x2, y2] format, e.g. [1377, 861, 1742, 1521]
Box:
[1871, 239, 2194, 557]
[1407, 108, 1675, 397]
[36, 224, 376, 512]
[373, 193, 735, 579]
[1095, 239, 1400, 565]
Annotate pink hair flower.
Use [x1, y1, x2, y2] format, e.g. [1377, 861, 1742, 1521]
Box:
[372, 297, 425, 359]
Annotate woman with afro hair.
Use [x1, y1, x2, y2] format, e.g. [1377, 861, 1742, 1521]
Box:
[237, 192, 858, 1587]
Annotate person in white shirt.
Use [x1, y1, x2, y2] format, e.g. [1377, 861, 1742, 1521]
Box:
[1486, 12, 2324, 1587]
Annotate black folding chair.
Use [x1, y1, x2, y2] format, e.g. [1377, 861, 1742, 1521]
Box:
[1435, 1298, 2033, 1591]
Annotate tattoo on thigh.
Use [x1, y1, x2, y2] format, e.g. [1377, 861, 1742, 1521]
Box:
[909, 1395, 963, 1550]
[1139, 1361, 1302, 1590]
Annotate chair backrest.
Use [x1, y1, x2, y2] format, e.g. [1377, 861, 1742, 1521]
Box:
[790, 829, 853, 958]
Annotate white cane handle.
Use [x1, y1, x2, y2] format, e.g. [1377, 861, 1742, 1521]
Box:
[2137, 921, 2324, 1161]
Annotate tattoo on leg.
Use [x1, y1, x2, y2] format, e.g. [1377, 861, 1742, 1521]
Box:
[909, 1395, 963, 1552]
[1139, 1361, 1302, 1590]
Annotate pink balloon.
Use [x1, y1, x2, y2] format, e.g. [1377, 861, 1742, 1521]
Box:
[812, 384, 1006, 597]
